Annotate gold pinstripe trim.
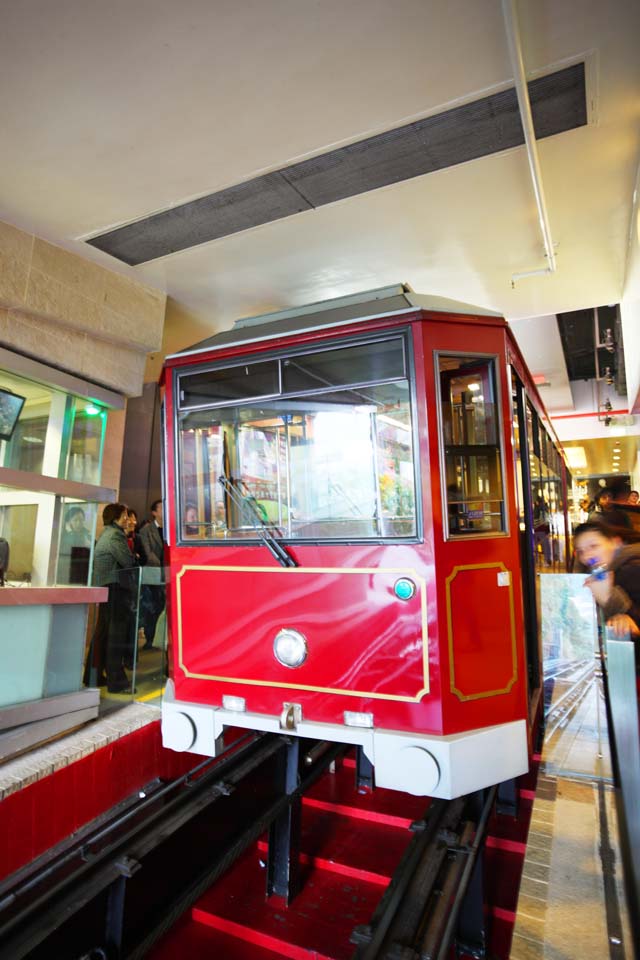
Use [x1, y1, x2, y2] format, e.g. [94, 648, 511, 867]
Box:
[176, 564, 430, 701]
[445, 562, 518, 702]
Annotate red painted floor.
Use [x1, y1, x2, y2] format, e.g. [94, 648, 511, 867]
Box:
[151, 757, 539, 960]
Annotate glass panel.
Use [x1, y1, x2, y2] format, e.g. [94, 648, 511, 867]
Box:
[179, 360, 280, 408]
[281, 339, 405, 393]
[83, 565, 141, 698]
[0, 368, 60, 475]
[539, 426, 548, 466]
[135, 566, 168, 703]
[4, 407, 51, 473]
[0, 366, 109, 484]
[63, 399, 107, 484]
[511, 374, 525, 531]
[44, 605, 87, 696]
[439, 355, 505, 535]
[527, 402, 540, 458]
[0, 488, 102, 587]
[55, 500, 98, 585]
[0, 606, 50, 705]
[178, 381, 416, 541]
[0, 487, 39, 584]
[540, 573, 610, 781]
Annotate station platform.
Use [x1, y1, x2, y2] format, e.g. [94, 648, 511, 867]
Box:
[0, 702, 163, 879]
[511, 666, 632, 959]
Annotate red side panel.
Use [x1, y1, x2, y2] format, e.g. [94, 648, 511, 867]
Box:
[176, 565, 427, 701]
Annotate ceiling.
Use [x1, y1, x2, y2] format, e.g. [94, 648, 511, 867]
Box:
[562, 435, 639, 480]
[1, 0, 639, 475]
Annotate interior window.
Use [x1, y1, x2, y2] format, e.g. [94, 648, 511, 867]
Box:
[438, 354, 505, 536]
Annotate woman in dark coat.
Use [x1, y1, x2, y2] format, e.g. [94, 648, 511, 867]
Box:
[85, 503, 135, 692]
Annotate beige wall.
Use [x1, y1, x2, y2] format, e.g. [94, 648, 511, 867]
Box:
[0, 219, 166, 397]
[144, 297, 224, 383]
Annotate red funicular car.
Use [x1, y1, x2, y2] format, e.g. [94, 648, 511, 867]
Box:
[161, 285, 540, 798]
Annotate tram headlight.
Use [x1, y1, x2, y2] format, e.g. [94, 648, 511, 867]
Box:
[273, 628, 308, 668]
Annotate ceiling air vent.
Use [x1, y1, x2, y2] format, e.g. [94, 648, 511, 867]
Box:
[87, 62, 587, 266]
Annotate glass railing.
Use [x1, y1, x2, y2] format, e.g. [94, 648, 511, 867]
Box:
[539, 573, 610, 780]
[600, 627, 640, 955]
[83, 565, 167, 705]
[134, 565, 168, 702]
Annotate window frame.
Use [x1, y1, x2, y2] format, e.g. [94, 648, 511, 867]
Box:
[434, 350, 509, 541]
[172, 328, 423, 547]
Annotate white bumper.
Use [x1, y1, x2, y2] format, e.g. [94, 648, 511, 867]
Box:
[161, 680, 528, 799]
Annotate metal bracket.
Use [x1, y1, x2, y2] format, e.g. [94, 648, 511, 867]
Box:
[114, 856, 141, 879]
[210, 781, 234, 798]
[279, 702, 303, 730]
[351, 923, 373, 945]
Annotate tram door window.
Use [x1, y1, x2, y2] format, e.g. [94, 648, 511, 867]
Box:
[175, 335, 419, 542]
[438, 355, 505, 537]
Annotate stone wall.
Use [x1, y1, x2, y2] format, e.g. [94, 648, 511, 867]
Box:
[0, 219, 166, 397]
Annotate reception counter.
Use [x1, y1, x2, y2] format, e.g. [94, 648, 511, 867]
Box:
[0, 586, 108, 758]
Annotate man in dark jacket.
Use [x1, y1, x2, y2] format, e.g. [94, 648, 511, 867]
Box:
[139, 499, 165, 650]
[574, 521, 640, 644]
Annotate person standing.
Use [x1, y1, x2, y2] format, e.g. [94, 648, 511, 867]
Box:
[86, 503, 135, 692]
[139, 499, 165, 650]
[573, 521, 640, 689]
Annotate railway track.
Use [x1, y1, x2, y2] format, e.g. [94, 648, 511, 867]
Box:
[0, 734, 534, 960]
[544, 659, 597, 742]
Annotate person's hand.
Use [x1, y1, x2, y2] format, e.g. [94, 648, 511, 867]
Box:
[606, 613, 640, 638]
[584, 570, 613, 605]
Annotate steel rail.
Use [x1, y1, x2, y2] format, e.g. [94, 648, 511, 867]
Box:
[434, 786, 497, 960]
[0, 733, 284, 959]
[127, 740, 346, 959]
[350, 787, 497, 960]
[350, 798, 464, 960]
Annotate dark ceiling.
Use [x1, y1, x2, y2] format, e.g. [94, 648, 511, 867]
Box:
[556, 305, 625, 394]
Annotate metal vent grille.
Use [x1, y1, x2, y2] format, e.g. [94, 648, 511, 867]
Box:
[88, 63, 586, 266]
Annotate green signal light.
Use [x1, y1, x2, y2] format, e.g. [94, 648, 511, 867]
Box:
[394, 578, 416, 601]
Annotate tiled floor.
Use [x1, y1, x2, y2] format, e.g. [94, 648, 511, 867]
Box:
[98, 629, 166, 713]
[0, 701, 160, 800]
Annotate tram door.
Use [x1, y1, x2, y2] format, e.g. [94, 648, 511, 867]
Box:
[511, 371, 541, 700]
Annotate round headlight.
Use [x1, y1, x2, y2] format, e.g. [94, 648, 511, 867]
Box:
[273, 628, 308, 668]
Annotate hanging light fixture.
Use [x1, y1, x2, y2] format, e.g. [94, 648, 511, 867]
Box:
[598, 397, 613, 427]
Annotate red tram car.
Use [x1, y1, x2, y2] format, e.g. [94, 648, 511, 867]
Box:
[160, 285, 570, 798]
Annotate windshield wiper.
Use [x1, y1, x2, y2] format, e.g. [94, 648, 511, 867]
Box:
[218, 476, 297, 568]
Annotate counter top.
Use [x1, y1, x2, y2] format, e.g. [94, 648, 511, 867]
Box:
[0, 587, 108, 606]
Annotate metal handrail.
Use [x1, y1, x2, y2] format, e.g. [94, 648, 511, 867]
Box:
[599, 627, 640, 957]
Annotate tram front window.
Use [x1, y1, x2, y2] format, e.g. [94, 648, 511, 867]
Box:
[176, 336, 417, 542]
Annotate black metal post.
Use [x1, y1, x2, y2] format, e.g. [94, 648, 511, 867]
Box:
[355, 745, 375, 792]
[104, 876, 126, 959]
[496, 777, 518, 817]
[455, 845, 487, 959]
[454, 790, 488, 959]
[266, 739, 301, 903]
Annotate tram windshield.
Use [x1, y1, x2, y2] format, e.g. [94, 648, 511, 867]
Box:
[175, 336, 418, 542]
